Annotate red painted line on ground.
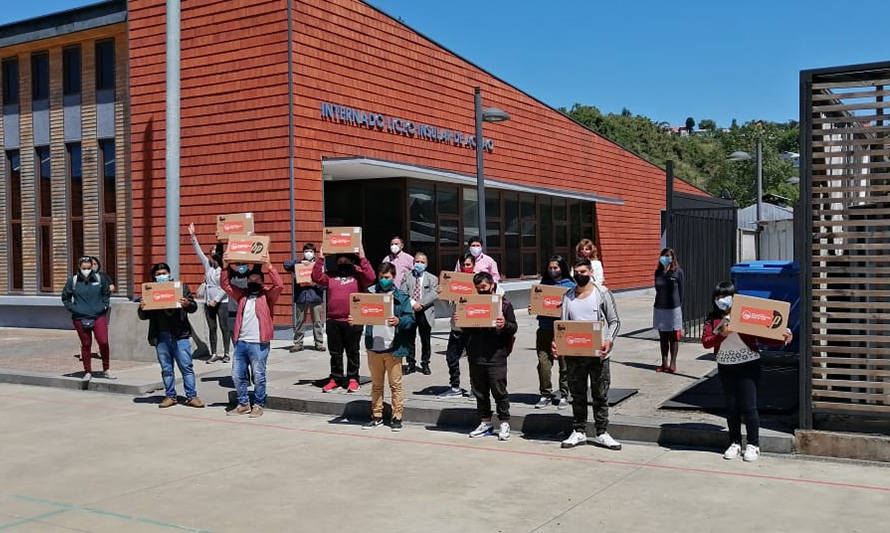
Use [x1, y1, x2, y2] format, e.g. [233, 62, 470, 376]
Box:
[4, 391, 890, 494]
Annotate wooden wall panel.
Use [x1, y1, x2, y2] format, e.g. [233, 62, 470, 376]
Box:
[49, 47, 70, 289]
[18, 52, 37, 293]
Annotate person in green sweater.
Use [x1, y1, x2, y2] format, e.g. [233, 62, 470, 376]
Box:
[62, 256, 113, 381]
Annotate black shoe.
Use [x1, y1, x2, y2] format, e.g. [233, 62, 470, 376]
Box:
[420, 363, 431, 375]
[404, 363, 417, 375]
[390, 418, 403, 432]
[362, 418, 383, 430]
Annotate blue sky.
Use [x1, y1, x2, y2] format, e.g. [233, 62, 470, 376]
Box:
[4, 1, 889, 126]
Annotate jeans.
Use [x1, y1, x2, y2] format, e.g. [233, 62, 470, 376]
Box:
[326, 319, 362, 381]
[535, 328, 568, 398]
[73, 315, 110, 374]
[204, 302, 230, 356]
[406, 311, 432, 366]
[469, 363, 509, 421]
[566, 357, 611, 434]
[155, 332, 197, 399]
[294, 301, 324, 348]
[233, 341, 270, 406]
[718, 359, 761, 446]
[445, 329, 467, 389]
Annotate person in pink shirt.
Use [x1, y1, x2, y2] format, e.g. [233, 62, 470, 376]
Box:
[381, 236, 414, 286]
[454, 236, 501, 282]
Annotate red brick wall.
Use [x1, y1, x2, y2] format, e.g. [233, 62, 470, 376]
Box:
[129, 0, 709, 326]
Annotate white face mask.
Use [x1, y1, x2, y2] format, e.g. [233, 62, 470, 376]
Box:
[80, 269, 92, 278]
[715, 295, 733, 311]
[469, 246, 482, 257]
[390, 244, 401, 255]
[304, 250, 315, 261]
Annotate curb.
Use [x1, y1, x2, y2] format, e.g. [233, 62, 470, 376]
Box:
[0, 368, 164, 396]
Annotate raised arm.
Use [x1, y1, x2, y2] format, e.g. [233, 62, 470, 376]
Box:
[356, 257, 376, 289]
[220, 266, 246, 301]
[266, 265, 284, 306]
[188, 223, 211, 271]
[311, 257, 330, 286]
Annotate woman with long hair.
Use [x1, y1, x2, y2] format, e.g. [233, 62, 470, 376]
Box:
[530, 255, 575, 409]
[575, 239, 604, 285]
[653, 248, 684, 373]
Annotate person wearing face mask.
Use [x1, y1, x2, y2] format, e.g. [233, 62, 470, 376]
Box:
[529, 255, 575, 409]
[62, 257, 113, 381]
[381, 236, 414, 286]
[188, 223, 230, 363]
[90, 256, 116, 293]
[138, 263, 204, 408]
[653, 248, 685, 373]
[554, 259, 622, 451]
[283, 243, 326, 353]
[399, 251, 439, 375]
[437, 252, 476, 398]
[312, 244, 376, 393]
[221, 259, 284, 418]
[350, 262, 415, 432]
[702, 281, 792, 462]
[226, 262, 253, 350]
[575, 239, 605, 285]
[454, 237, 501, 283]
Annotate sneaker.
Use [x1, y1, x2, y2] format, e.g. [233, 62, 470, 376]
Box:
[561, 430, 587, 449]
[437, 387, 463, 399]
[723, 443, 742, 460]
[743, 444, 760, 462]
[557, 398, 569, 410]
[82, 372, 92, 381]
[226, 404, 251, 416]
[206, 354, 219, 364]
[390, 418, 403, 432]
[403, 363, 417, 375]
[248, 405, 264, 418]
[321, 379, 339, 393]
[363, 418, 383, 430]
[158, 396, 177, 408]
[314, 344, 326, 352]
[498, 422, 510, 441]
[346, 379, 360, 393]
[590, 432, 622, 450]
[186, 397, 205, 408]
[534, 396, 551, 409]
[98, 370, 117, 380]
[420, 363, 431, 375]
[289, 345, 304, 353]
[469, 421, 493, 438]
[222, 355, 231, 363]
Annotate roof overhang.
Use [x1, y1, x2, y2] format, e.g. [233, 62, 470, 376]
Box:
[321, 157, 624, 205]
[0, 0, 126, 48]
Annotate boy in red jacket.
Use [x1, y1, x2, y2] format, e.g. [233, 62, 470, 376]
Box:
[312, 244, 376, 392]
[221, 260, 284, 418]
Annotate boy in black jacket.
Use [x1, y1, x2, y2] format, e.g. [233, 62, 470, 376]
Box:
[462, 272, 517, 441]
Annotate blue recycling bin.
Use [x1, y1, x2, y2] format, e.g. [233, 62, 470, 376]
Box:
[729, 261, 800, 353]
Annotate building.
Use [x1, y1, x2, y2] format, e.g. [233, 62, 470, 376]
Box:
[0, 0, 711, 327]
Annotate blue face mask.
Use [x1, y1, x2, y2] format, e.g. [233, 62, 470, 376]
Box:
[378, 278, 394, 290]
[236, 265, 249, 275]
[413, 263, 426, 273]
[659, 256, 672, 267]
[155, 274, 171, 282]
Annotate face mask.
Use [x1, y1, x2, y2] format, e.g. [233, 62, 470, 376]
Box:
[338, 263, 355, 277]
[715, 295, 733, 311]
[378, 278, 394, 290]
[548, 269, 561, 279]
[304, 251, 315, 261]
[390, 244, 401, 255]
[80, 269, 92, 278]
[461, 266, 474, 274]
[469, 246, 482, 257]
[575, 274, 590, 287]
[155, 274, 171, 283]
[247, 282, 263, 295]
[414, 263, 426, 273]
[659, 256, 672, 267]
[477, 287, 492, 295]
[91, 265, 99, 273]
[236, 265, 249, 275]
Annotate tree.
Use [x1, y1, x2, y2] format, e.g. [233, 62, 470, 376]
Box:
[685, 117, 695, 131]
[730, 118, 738, 130]
[699, 119, 717, 132]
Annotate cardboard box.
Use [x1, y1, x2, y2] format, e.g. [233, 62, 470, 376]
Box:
[323, 226, 361, 254]
[295, 261, 315, 286]
[349, 293, 394, 326]
[728, 294, 790, 341]
[141, 281, 183, 311]
[455, 294, 502, 328]
[223, 235, 270, 264]
[529, 284, 569, 318]
[216, 213, 254, 241]
[438, 271, 476, 302]
[554, 321, 604, 357]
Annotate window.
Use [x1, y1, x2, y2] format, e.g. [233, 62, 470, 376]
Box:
[63, 47, 81, 96]
[7, 151, 22, 291]
[99, 140, 117, 286]
[36, 147, 52, 291]
[462, 187, 478, 244]
[68, 144, 83, 267]
[2, 58, 18, 106]
[95, 40, 115, 91]
[31, 53, 49, 101]
[503, 192, 520, 278]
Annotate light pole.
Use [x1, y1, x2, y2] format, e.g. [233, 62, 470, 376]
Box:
[474, 87, 510, 245]
[165, 0, 181, 278]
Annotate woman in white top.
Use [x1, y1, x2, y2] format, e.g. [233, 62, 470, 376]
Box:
[188, 223, 230, 363]
[575, 239, 605, 285]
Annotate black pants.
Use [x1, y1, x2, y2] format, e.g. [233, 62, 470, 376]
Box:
[204, 303, 230, 356]
[326, 319, 362, 381]
[445, 329, 468, 388]
[469, 363, 509, 421]
[406, 311, 432, 366]
[566, 357, 611, 434]
[718, 359, 761, 446]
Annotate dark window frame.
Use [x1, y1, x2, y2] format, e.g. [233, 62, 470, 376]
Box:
[36, 146, 53, 292]
[95, 40, 115, 91]
[62, 46, 82, 97]
[67, 143, 84, 268]
[99, 139, 117, 287]
[30, 52, 49, 101]
[2, 57, 19, 106]
[7, 150, 23, 292]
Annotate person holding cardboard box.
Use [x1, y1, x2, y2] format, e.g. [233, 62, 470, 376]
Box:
[137, 263, 204, 408]
[462, 272, 517, 441]
[702, 281, 792, 462]
[575, 239, 604, 285]
[221, 260, 284, 418]
[399, 252, 438, 375]
[529, 255, 575, 409]
[455, 237, 501, 282]
[653, 248, 685, 373]
[188, 223, 230, 363]
[381, 236, 414, 286]
[283, 243, 326, 353]
[350, 262, 415, 432]
[62, 256, 113, 380]
[312, 245, 376, 393]
[554, 259, 622, 451]
[437, 253, 477, 398]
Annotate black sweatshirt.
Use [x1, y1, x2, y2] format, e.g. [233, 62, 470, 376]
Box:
[461, 298, 517, 366]
[654, 268, 685, 309]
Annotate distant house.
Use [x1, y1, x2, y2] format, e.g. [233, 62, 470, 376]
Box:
[737, 202, 794, 261]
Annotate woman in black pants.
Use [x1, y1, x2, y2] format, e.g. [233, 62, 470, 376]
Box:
[653, 248, 684, 373]
[702, 281, 791, 462]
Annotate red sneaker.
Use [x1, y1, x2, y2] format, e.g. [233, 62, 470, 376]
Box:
[655, 366, 665, 373]
[321, 379, 339, 393]
[347, 379, 360, 393]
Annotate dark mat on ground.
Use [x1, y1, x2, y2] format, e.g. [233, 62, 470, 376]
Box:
[619, 327, 660, 341]
[660, 367, 798, 413]
[412, 387, 636, 407]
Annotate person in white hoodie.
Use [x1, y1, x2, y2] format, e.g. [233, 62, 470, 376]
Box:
[188, 223, 230, 363]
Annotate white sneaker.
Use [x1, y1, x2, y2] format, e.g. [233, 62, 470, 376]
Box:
[590, 432, 622, 450]
[743, 444, 760, 462]
[723, 443, 742, 460]
[498, 422, 510, 441]
[561, 430, 587, 449]
[82, 373, 92, 381]
[534, 396, 551, 409]
[557, 398, 569, 410]
[469, 422, 493, 438]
